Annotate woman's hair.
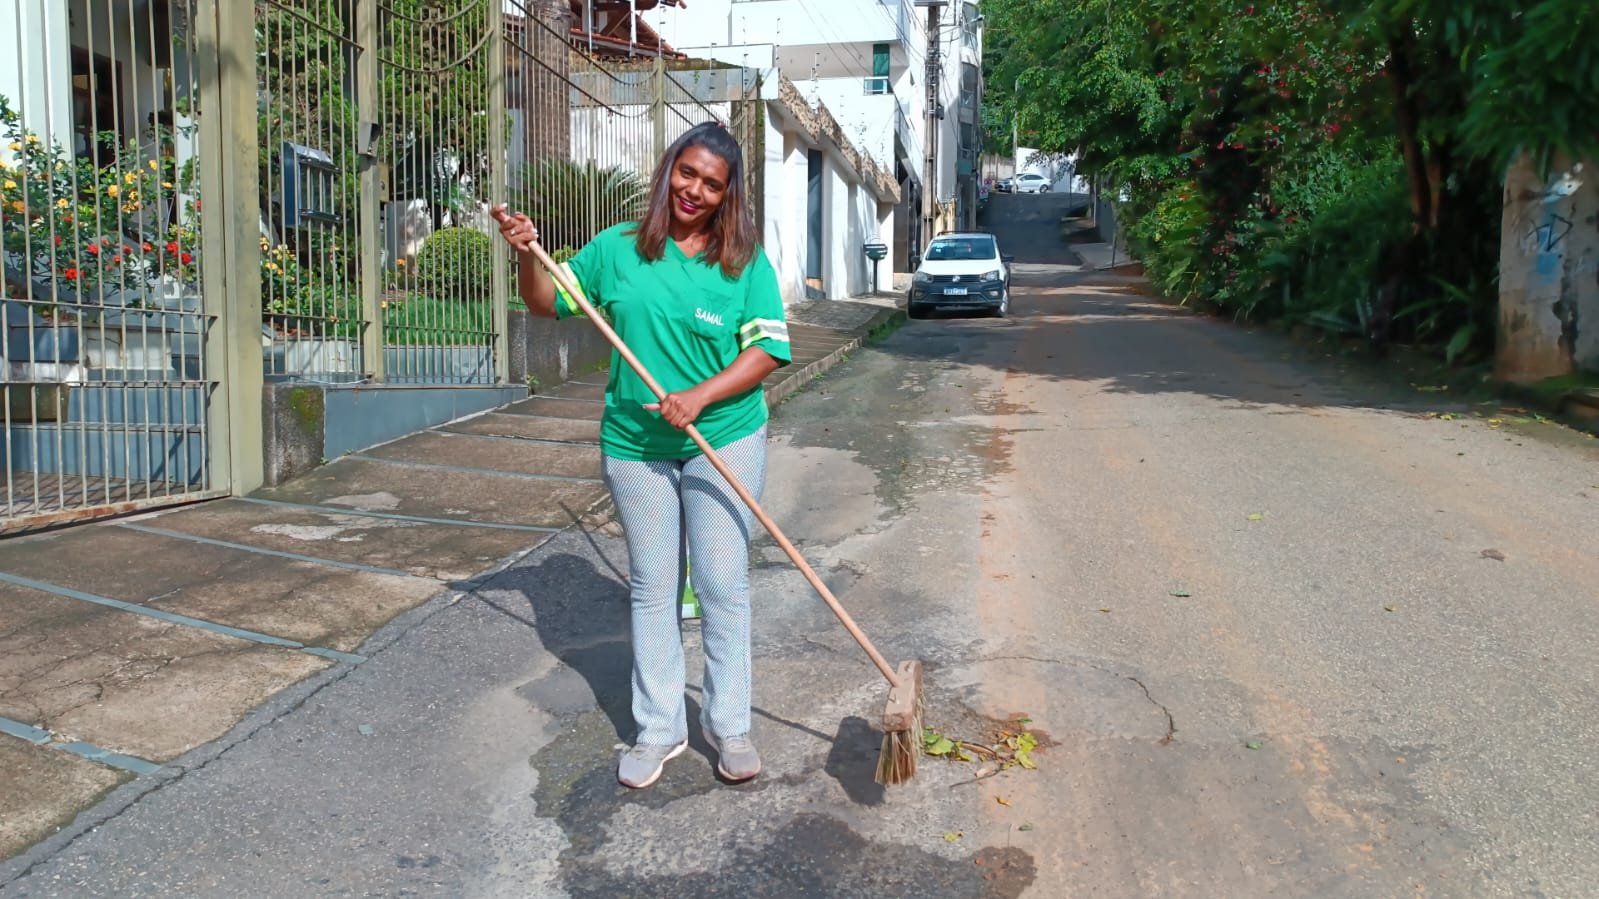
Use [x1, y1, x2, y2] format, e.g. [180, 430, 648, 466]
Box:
[632, 121, 758, 278]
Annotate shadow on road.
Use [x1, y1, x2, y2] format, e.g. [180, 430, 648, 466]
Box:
[471, 531, 878, 794]
[824, 716, 887, 806]
[885, 267, 1504, 414]
[896, 187, 1518, 417]
[474, 549, 638, 742]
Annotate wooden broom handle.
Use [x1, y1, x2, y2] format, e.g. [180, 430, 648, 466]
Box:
[525, 239, 900, 688]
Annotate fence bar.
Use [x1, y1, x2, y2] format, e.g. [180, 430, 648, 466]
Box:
[1, 0, 228, 532]
[357, 0, 383, 382]
[488, 5, 511, 385]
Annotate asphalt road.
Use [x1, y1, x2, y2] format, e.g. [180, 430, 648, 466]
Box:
[6, 191, 1599, 897]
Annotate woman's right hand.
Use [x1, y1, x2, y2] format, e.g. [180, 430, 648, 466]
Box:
[490, 204, 539, 254]
[491, 204, 559, 318]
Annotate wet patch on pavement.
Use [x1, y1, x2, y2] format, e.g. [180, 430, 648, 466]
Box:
[772, 349, 1021, 514]
[557, 813, 1036, 898]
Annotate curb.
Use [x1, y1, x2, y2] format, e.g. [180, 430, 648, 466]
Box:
[765, 306, 906, 409]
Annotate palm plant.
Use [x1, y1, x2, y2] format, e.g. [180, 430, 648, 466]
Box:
[513, 158, 646, 251]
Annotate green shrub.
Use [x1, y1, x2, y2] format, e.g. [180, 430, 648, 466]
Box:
[417, 227, 493, 300]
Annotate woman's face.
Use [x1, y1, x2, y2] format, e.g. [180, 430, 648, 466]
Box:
[668, 144, 731, 233]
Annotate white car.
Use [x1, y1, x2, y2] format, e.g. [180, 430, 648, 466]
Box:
[908, 232, 1013, 318]
[1012, 172, 1052, 194]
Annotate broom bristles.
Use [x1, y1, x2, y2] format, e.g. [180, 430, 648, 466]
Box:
[875, 659, 926, 786]
[875, 694, 924, 786]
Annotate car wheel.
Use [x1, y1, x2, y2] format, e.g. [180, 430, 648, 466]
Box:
[1040, 184, 1051, 193]
[991, 292, 1008, 318]
[907, 303, 928, 319]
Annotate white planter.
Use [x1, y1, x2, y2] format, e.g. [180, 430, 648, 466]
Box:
[84, 328, 176, 374]
[274, 338, 358, 378]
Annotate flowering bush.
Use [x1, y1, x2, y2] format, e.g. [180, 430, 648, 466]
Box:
[1, 95, 198, 315]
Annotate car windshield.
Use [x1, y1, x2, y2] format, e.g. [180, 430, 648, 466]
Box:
[925, 237, 996, 261]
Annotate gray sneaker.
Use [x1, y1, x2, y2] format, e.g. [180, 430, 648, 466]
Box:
[617, 740, 687, 789]
[708, 732, 761, 782]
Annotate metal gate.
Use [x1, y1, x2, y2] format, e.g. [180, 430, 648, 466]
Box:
[1, 0, 767, 533]
[1, 0, 227, 533]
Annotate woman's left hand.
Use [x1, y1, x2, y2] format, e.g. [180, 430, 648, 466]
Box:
[644, 388, 709, 430]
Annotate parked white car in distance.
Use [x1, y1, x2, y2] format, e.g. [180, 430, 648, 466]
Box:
[908, 232, 1014, 319]
[1012, 172, 1052, 194]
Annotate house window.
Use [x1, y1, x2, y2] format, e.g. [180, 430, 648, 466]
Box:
[864, 42, 891, 94]
[71, 48, 123, 165]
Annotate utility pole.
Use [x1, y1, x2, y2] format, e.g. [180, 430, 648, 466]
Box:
[918, 1, 946, 252]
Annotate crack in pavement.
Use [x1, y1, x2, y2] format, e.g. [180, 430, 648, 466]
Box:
[962, 654, 1179, 745]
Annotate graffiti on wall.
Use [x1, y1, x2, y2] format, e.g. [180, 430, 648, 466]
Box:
[1513, 163, 1582, 252]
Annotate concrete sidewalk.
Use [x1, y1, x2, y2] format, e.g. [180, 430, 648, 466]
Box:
[1070, 239, 1139, 272]
[0, 297, 903, 863]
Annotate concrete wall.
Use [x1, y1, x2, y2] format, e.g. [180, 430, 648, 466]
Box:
[506, 308, 615, 391]
[803, 82, 898, 172]
[260, 310, 613, 486]
[1497, 155, 1599, 382]
[760, 88, 896, 303]
[765, 125, 809, 302]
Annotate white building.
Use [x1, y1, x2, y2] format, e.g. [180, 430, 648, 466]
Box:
[648, 0, 984, 277]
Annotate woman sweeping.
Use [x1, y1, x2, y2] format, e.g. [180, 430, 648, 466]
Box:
[491, 122, 790, 789]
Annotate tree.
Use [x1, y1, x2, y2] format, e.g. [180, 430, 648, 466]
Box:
[983, 0, 1599, 361]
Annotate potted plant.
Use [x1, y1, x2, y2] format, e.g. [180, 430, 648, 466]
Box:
[2, 95, 201, 382]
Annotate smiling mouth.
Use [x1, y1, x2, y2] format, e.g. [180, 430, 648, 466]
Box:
[676, 196, 701, 215]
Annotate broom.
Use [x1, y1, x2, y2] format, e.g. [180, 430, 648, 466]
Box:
[517, 231, 925, 785]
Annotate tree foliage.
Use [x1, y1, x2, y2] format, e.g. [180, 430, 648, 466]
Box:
[984, 0, 1599, 359]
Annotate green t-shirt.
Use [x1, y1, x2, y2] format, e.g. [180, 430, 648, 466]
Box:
[550, 222, 792, 461]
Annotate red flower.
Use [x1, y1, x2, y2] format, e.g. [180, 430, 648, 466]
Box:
[53, 235, 62, 246]
[124, 245, 134, 254]
[165, 241, 180, 255]
[180, 252, 193, 265]
[85, 243, 100, 255]
[63, 267, 80, 280]
[111, 255, 122, 264]
[142, 242, 154, 252]
[1326, 123, 1341, 134]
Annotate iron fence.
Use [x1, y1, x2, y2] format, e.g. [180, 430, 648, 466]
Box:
[504, 4, 763, 260]
[257, 0, 370, 382]
[1, 0, 764, 532]
[376, 0, 502, 385]
[1, 0, 223, 532]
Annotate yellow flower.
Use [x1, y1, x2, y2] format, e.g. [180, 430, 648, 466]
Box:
[10, 200, 23, 213]
[161, 181, 172, 189]
[25, 134, 39, 144]
[106, 184, 120, 197]
[124, 171, 137, 184]
[55, 198, 68, 209]
[7, 142, 18, 152]
[2, 180, 14, 190]
[148, 160, 159, 171]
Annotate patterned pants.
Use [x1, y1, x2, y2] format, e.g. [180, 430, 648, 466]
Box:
[602, 427, 766, 745]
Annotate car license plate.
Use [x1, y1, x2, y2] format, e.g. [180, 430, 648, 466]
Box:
[944, 287, 968, 296]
